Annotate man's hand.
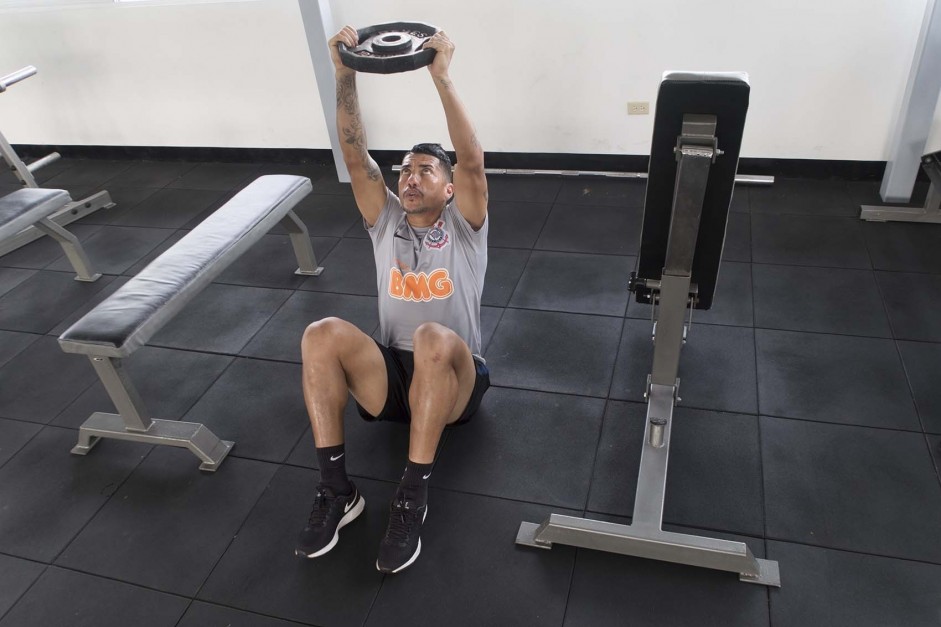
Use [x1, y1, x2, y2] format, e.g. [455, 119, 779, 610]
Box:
[329, 26, 359, 74]
[423, 30, 454, 79]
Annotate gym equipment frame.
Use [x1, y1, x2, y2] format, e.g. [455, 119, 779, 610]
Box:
[860, 150, 941, 224]
[0, 65, 115, 257]
[517, 72, 780, 587]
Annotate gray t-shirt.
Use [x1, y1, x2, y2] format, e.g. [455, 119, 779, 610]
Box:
[367, 188, 488, 356]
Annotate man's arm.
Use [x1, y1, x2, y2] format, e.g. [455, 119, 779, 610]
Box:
[425, 31, 488, 230]
[330, 26, 387, 226]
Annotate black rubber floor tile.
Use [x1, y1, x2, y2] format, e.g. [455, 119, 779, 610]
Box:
[299, 238, 378, 296]
[536, 203, 644, 255]
[485, 308, 623, 397]
[0, 267, 36, 298]
[0, 329, 38, 368]
[215, 234, 338, 290]
[75, 187, 160, 225]
[755, 329, 919, 430]
[931, 436, 941, 481]
[434, 387, 605, 508]
[241, 291, 378, 362]
[0, 567, 188, 627]
[366, 490, 577, 627]
[0, 223, 100, 270]
[749, 178, 855, 216]
[487, 200, 553, 248]
[877, 271, 941, 342]
[767, 540, 941, 627]
[897, 340, 941, 434]
[309, 173, 354, 195]
[182, 358, 307, 463]
[486, 174, 562, 204]
[178, 602, 312, 627]
[21, 157, 75, 185]
[0, 417, 41, 469]
[0, 554, 45, 619]
[847, 179, 929, 209]
[0, 270, 116, 333]
[509, 250, 633, 316]
[628, 261, 754, 327]
[751, 213, 870, 269]
[49, 276, 130, 335]
[103, 160, 196, 189]
[480, 305, 502, 354]
[754, 265, 891, 337]
[555, 178, 646, 207]
[198, 466, 386, 627]
[862, 221, 941, 274]
[564, 519, 769, 627]
[180, 189, 237, 229]
[611, 319, 758, 414]
[53, 346, 233, 429]
[723, 212, 751, 262]
[167, 162, 262, 191]
[150, 283, 290, 354]
[481, 247, 529, 307]
[0, 336, 98, 423]
[762, 417, 941, 562]
[42, 159, 133, 191]
[45, 225, 177, 275]
[56, 448, 277, 597]
[0, 426, 148, 562]
[110, 188, 225, 229]
[278, 193, 361, 238]
[286, 398, 411, 483]
[588, 402, 764, 536]
[121, 230, 186, 275]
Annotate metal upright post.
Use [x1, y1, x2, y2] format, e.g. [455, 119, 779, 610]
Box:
[297, 0, 351, 183]
[878, 0, 941, 203]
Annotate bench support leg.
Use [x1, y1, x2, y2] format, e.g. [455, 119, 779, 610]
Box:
[73, 356, 234, 472]
[33, 217, 101, 282]
[280, 210, 323, 276]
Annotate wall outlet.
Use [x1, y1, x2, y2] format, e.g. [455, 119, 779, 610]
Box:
[627, 101, 650, 115]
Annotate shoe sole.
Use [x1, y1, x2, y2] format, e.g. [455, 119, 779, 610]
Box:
[296, 494, 365, 559]
[376, 506, 427, 574]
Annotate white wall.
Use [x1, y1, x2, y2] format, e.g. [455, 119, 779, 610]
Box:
[0, 0, 938, 160]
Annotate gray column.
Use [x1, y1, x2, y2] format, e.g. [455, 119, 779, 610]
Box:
[297, 0, 350, 183]
[880, 0, 941, 202]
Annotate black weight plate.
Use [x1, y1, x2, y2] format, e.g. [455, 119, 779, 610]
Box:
[339, 21, 438, 75]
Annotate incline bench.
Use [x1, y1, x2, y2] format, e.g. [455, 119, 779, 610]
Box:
[0, 188, 100, 281]
[517, 72, 781, 587]
[58, 174, 323, 471]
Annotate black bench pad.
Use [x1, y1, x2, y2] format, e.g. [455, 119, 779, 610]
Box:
[0, 188, 71, 241]
[59, 175, 311, 358]
[635, 71, 750, 310]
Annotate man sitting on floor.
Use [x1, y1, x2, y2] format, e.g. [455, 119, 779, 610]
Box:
[295, 26, 490, 574]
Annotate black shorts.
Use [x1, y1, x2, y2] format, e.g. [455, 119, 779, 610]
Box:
[355, 341, 490, 426]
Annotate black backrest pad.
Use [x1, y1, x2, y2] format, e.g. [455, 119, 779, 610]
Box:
[635, 72, 749, 310]
[58, 175, 312, 358]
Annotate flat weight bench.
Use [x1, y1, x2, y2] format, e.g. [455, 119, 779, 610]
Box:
[58, 174, 323, 471]
[0, 188, 100, 281]
[517, 72, 781, 587]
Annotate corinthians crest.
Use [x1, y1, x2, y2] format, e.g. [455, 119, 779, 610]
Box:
[424, 220, 450, 250]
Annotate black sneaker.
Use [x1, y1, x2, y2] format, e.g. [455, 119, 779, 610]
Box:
[295, 484, 364, 558]
[376, 493, 427, 574]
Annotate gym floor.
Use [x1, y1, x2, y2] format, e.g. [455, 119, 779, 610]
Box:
[1, 158, 940, 626]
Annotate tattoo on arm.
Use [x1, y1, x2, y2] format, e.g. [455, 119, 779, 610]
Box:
[336, 74, 381, 182]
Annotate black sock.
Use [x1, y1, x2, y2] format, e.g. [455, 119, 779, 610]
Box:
[316, 443, 352, 496]
[398, 460, 433, 506]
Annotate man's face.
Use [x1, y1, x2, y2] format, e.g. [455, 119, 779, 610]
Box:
[398, 153, 453, 216]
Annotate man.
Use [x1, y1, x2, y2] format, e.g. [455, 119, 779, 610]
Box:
[295, 25, 490, 575]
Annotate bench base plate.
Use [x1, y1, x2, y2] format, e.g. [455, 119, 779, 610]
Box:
[72, 412, 234, 472]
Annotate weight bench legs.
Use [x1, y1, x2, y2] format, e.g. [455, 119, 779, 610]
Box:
[280, 210, 324, 276]
[33, 217, 101, 282]
[72, 356, 234, 471]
